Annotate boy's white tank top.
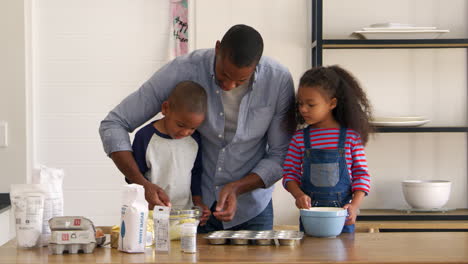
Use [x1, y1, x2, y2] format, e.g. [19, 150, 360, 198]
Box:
[144, 133, 198, 209]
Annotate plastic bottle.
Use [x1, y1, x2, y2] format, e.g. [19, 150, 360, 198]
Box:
[180, 223, 197, 253]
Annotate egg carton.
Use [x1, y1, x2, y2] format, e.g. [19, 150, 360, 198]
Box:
[49, 216, 95, 231]
[49, 242, 96, 254]
[48, 216, 97, 254]
[204, 230, 303, 246]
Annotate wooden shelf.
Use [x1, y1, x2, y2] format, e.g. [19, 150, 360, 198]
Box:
[322, 39, 468, 49]
[375, 126, 468, 133]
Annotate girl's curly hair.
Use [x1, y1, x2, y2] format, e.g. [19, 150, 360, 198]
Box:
[298, 65, 373, 145]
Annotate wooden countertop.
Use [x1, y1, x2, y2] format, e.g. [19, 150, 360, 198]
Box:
[2, 232, 468, 263]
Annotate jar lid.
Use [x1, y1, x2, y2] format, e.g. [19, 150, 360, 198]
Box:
[170, 206, 202, 218]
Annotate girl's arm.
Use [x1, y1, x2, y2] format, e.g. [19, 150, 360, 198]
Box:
[282, 131, 310, 209]
[345, 132, 371, 224]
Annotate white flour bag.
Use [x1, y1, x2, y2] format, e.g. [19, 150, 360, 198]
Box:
[10, 184, 46, 248]
[32, 165, 64, 246]
[118, 184, 148, 253]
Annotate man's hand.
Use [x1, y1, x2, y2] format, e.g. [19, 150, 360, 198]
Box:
[213, 173, 265, 222]
[213, 183, 239, 222]
[142, 182, 171, 210]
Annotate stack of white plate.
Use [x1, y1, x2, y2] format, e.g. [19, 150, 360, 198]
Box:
[370, 116, 430, 127]
[353, 22, 449, 39]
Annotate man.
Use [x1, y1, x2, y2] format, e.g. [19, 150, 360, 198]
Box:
[99, 24, 295, 232]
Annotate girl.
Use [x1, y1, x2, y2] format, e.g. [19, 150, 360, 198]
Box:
[282, 65, 373, 233]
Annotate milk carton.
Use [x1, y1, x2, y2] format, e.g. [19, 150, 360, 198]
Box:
[118, 184, 148, 253]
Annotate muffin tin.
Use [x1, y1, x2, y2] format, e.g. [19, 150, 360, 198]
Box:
[205, 230, 303, 246]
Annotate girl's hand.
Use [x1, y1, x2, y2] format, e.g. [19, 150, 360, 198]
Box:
[285, 181, 311, 209]
[343, 203, 359, 225]
[343, 191, 365, 225]
[295, 193, 312, 209]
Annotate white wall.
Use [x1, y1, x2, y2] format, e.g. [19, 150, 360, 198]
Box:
[0, 0, 28, 191]
[32, 0, 170, 225]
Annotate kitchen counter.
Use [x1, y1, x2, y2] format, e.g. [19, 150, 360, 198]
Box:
[1, 232, 468, 263]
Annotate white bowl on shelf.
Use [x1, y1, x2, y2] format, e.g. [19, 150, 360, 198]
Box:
[402, 180, 451, 209]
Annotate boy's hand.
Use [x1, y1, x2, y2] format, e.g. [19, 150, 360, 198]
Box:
[143, 182, 171, 209]
[192, 196, 211, 226]
[343, 203, 358, 225]
[198, 204, 211, 226]
[295, 193, 312, 209]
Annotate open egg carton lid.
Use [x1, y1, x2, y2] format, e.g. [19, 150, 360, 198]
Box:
[204, 230, 304, 246]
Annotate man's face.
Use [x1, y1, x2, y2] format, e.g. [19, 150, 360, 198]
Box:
[214, 43, 256, 91]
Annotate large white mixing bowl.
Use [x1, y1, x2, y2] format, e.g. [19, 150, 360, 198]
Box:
[402, 180, 451, 209]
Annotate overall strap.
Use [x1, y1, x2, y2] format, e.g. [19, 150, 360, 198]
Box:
[338, 127, 347, 153]
[303, 126, 311, 149]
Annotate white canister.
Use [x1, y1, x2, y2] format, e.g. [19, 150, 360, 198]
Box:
[180, 223, 197, 253]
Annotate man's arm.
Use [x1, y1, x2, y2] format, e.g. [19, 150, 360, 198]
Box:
[99, 57, 189, 156]
[251, 71, 296, 188]
[99, 58, 190, 207]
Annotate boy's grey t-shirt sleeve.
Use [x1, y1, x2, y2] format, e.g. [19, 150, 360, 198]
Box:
[99, 58, 191, 156]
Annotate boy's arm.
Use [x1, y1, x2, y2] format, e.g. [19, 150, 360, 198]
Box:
[190, 132, 203, 197]
[120, 127, 171, 208]
[111, 151, 171, 208]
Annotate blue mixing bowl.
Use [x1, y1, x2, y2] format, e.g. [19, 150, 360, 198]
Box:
[300, 207, 347, 237]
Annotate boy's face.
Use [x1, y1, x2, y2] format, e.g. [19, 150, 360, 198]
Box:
[162, 102, 205, 139]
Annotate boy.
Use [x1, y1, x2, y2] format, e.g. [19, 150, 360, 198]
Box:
[131, 80, 210, 224]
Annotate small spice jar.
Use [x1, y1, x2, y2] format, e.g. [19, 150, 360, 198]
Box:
[169, 207, 201, 240]
[180, 223, 197, 253]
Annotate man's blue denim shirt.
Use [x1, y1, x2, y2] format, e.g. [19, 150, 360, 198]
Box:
[99, 49, 295, 228]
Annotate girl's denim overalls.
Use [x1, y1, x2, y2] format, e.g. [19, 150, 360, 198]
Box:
[300, 126, 355, 233]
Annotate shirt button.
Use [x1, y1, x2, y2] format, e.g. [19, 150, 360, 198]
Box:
[220, 112, 224, 116]
[218, 134, 222, 138]
[218, 167, 222, 171]
[216, 90, 220, 94]
[222, 148, 225, 152]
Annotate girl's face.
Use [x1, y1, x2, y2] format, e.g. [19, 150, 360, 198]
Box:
[297, 85, 337, 128]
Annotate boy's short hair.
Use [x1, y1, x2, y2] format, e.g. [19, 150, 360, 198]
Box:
[168, 81, 207, 114]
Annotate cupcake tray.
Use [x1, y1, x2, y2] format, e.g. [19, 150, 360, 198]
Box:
[204, 230, 303, 246]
